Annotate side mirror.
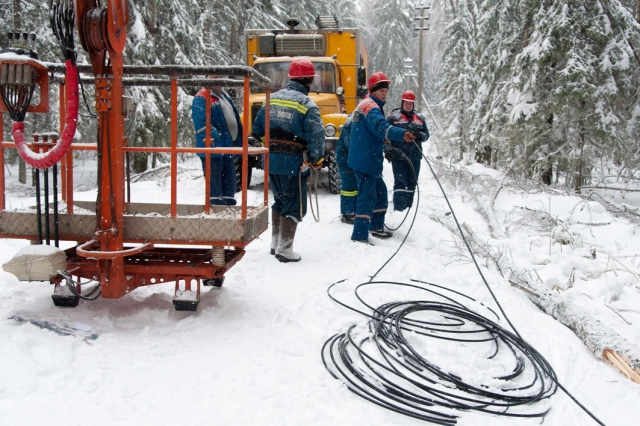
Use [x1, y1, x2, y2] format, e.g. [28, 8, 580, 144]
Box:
[357, 67, 366, 86]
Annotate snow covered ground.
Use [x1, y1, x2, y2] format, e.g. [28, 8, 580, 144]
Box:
[1, 153, 639, 425]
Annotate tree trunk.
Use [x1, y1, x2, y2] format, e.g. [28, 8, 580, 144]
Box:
[18, 160, 26, 184]
[12, 0, 21, 30]
[131, 153, 148, 175]
[229, 15, 239, 57]
[574, 125, 585, 193]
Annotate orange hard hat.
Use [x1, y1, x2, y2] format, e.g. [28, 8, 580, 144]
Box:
[288, 59, 317, 78]
[401, 90, 416, 102]
[368, 72, 391, 91]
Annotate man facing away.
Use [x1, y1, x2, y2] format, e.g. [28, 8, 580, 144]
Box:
[191, 75, 243, 205]
[252, 58, 325, 262]
[336, 113, 356, 224]
[348, 72, 416, 245]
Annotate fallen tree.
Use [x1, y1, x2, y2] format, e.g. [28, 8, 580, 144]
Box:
[427, 158, 640, 383]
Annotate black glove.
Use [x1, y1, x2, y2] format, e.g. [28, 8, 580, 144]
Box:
[411, 131, 423, 142]
[384, 151, 393, 163]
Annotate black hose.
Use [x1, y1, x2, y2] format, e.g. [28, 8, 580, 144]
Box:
[322, 280, 558, 423]
[417, 151, 605, 425]
[43, 167, 50, 245]
[35, 168, 43, 244]
[53, 162, 59, 247]
[59, 271, 102, 301]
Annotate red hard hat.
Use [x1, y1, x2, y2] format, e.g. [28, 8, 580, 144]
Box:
[288, 59, 317, 78]
[401, 90, 416, 102]
[368, 72, 392, 91]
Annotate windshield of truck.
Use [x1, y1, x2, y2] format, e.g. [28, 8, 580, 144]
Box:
[252, 62, 336, 94]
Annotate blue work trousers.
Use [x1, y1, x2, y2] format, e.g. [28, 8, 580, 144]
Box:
[339, 167, 358, 216]
[391, 152, 421, 211]
[270, 173, 308, 222]
[351, 172, 388, 241]
[201, 156, 237, 205]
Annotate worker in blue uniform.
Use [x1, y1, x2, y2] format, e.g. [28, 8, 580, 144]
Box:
[191, 76, 243, 205]
[347, 72, 416, 244]
[336, 114, 356, 224]
[252, 59, 325, 262]
[386, 90, 430, 211]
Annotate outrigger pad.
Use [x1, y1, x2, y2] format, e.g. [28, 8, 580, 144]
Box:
[203, 276, 225, 287]
[51, 283, 79, 308]
[173, 290, 199, 311]
[173, 300, 199, 311]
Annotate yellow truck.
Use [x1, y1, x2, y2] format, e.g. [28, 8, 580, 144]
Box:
[241, 15, 368, 193]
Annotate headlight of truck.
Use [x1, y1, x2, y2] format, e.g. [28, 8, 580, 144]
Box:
[324, 124, 337, 137]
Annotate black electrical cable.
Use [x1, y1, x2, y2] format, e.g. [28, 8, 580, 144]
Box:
[49, 0, 77, 65]
[59, 271, 102, 301]
[322, 280, 556, 423]
[35, 168, 43, 244]
[418, 149, 605, 425]
[43, 167, 50, 245]
[322, 141, 606, 425]
[383, 147, 417, 232]
[53, 162, 60, 247]
[78, 77, 98, 119]
[1, 78, 36, 122]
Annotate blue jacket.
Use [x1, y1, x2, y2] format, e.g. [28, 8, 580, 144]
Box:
[191, 89, 243, 158]
[348, 95, 405, 176]
[347, 95, 407, 177]
[386, 108, 430, 157]
[252, 81, 325, 176]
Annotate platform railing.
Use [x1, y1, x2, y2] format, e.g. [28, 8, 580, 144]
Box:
[0, 64, 271, 221]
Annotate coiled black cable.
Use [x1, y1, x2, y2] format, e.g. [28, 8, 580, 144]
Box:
[322, 280, 557, 424]
[322, 142, 605, 425]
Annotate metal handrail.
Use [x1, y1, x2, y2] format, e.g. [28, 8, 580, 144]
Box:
[76, 239, 154, 259]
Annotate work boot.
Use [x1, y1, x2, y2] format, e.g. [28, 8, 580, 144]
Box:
[352, 238, 374, 246]
[341, 214, 355, 224]
[270, 209, 281, 255]
[275, 217, 301, 263]
[370, 228, 393, 239]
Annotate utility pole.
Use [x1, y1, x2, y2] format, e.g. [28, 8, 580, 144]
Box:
[414, 3, 431, 112]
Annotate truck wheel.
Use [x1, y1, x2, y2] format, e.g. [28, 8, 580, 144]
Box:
[234, 157, 253, 192]
[327, 155, 341, 194]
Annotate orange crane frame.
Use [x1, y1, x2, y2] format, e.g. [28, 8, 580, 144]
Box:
[0, 1, 272, 310]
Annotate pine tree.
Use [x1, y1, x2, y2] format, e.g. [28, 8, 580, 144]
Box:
[361, 0, 414, 104]
[511, 0, 640, 189]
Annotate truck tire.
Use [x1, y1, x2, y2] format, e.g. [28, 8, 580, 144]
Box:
[326, 154, 341, 194]
[234, 157, 253, 192]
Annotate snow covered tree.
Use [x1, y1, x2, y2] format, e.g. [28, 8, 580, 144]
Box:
[440, 0, 480, 161]
[361, 0, 415, 104]
[123, 0, 205, 173]
[510, 0, 640, 190]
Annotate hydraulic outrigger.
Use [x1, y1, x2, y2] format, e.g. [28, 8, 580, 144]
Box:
[0, 0, 272, 311]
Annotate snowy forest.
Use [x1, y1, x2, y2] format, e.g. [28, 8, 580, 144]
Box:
[2, 0, 640, 192]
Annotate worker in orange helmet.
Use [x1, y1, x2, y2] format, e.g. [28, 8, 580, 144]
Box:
[385, 90, 430, 211]
[347, 72, 416, 244]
